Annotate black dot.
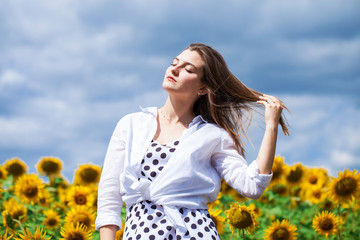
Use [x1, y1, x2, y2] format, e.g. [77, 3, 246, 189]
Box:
[156, 147, 162, 152]
[191, 224, 197, 229]
[174, 141, 179, 145]
[149, 235, 155, 240]
[146, 152, 153, 158]
[147, 215, 153, 220]
[151, 205, 157, 209]
[141, 159, 145, 164]
[140, 221, 145, 227]
[179, 208, 184, 214]
[160, 219, 166, 224]
[204, 226, 210, 232]
[136, 234, 141, 240]
[191, 212, 196, 217]
[190, 237, 196, 240]
[158, 230, 164, 235]
[160, 153, 167, 159]
[166, 226, 172, 231]
[184, 217, 190, 223]
[212, 236, 216, 240]
[144, 227, 150, 233]
[169, 235, 173, 240]
[144, 209, 148, 214]
[198, 232, 204, 238]
[151, 142, 157, 147]
[153, 159, 159, 165]
[176, 235, 181, 240]
[156, 212, 162, 217]
[158, 166, 164, 171]
[197, 219, 203, 225]
[170, 148, 176, 152]
[152, 223, 158, 229]
[150, 172, 156, 177]
[144, 165, 150, 171]
[131, 224, 137, 229]
[210, 222, 215, 227]
[141, 171, 145, 176]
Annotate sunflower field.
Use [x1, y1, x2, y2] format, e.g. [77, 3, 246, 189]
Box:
[0, 155, 359, 239]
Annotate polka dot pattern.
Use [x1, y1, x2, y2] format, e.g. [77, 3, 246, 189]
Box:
[123, 139, 220, 240]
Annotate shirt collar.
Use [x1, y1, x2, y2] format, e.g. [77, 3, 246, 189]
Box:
[139, 106, 207, 126]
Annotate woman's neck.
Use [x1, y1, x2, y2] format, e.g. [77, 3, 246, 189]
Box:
[160, 96, 196, 125]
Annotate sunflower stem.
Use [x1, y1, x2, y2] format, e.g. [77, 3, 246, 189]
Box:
[337, 203, 343, 240]
[242, 229, 246, 240]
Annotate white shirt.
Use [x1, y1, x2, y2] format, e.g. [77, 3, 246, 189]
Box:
[95, 107, 272, 236]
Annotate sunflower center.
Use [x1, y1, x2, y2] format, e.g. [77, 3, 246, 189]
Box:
[75, 194, 87, 205]
[74, 213, 91, 228]
[313, 191, 321, 199]
[24, 186, 38, 198]
[273, 184, 287, 195]
[287, 167, 303, 183]
[309, 176, 318, 184]
[47, 218, 58, 227]
[68, 232, 86, 240]
[80, 168, 99, 183]
[0, 170, 4, 179]
[319, 218, 333, 231]
[273, 167, 282, 180]
[272, 228, 290, 240]
[229, 209, 253, 229]
[335, 177, 357, 196]
[12, 210, 26, 221]
[42, 161, 59, 174]
[7, 163, 25, 176]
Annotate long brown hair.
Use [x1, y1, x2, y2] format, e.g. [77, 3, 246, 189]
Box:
[187, 43, 289, 157]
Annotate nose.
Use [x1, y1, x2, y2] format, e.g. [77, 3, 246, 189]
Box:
[171, 66, 179, 76]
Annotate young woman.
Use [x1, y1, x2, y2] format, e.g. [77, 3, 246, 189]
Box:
[95, 43, 289, 240]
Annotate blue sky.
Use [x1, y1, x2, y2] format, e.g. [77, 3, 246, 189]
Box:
[1, 0, 359, 182]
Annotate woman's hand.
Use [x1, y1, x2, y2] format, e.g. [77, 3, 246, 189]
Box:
[257, 94, 283, 129]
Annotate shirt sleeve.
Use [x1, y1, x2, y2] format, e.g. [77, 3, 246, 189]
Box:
[95, 118, 126, 231]
[211, 131, 273, 200]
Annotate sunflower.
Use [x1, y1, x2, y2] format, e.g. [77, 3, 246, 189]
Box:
[15, 227, 51, 240]
[66, 185, 95, 207]
[60, 222, 93, 240]
[302, 186, 327, 204]
[37, 156, 63, 177]
[312, 211, 342, 238]
[208, 207, 226, 235]
[264, 219, 298, 240]
[226, 202, 258, 235]
[319, 198, 336, 211]
[270, 181, 289, 197]
[328, 169, 360, 203]
[38, 188, 53, 207]
[248, 203, 262, 218]
[0, 165, 8, 180]
[115, 223, 125, 240]
[3, 158, 27, 179]
[270, 155, 286, 185]
[4, 199, 28, 224]
[284, 163, 306, 187]
[64, 205, 96, 230]
[74, 164, 101, 185]
[14, 174, 45, 204]
[43, 209, 62, 229]
[303, 168, 329, 188]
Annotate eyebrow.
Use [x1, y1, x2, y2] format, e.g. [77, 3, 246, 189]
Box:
[173, 57, 198, 71]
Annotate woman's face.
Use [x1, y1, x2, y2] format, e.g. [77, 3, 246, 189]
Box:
[162, 49, 206, 100]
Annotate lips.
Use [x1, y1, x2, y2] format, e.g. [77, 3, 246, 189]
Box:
[167, 76, 176, 82]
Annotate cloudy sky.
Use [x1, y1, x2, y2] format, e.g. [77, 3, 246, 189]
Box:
[1, 0, 359, 182]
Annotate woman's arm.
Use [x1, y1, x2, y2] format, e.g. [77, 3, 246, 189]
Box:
[256, 94, 283, 174]
[100, 225, 118, 240]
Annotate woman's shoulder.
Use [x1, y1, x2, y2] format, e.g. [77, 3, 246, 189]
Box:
[117, 106, 157, 124]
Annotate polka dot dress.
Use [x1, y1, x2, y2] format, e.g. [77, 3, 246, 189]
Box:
[123, 139, 220, 240]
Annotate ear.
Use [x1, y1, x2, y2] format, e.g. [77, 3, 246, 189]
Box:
[197, 86, 208, 96]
